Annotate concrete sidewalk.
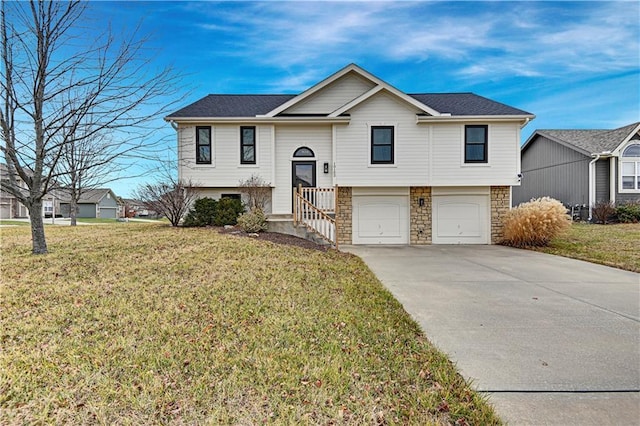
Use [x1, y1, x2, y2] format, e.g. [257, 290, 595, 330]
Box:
[343, 245, 640, 425]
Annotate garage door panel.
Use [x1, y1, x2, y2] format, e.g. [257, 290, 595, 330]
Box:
[353, 196, 408, 244]
[433, 195, 488, 244]
[358, 203, 402, 237]
[437, 202, 482, 237]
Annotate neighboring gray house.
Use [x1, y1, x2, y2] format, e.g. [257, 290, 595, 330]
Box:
[513, 122, 640, 216]
[60, 188, 120, 219]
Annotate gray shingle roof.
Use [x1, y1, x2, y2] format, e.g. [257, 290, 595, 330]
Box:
[167, 95, 296, 118]
[409, 93, 532, 116]
[59, 188, 115, 204]
[535, 122, 640, 154]
[166, 92, 532, 119]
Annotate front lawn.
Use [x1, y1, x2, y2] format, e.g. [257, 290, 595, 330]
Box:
[0, 220, 30, 226]
[0, 224, 500, 424]
[532, 222, 640, 272]
[75, 218, 122, 224]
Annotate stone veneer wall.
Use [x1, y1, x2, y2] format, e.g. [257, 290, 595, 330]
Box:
[410, 187, 432, 244]
[335, 186, 352, 246]
[491, 186, 510, 244]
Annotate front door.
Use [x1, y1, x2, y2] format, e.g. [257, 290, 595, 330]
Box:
[292, 161, 316, 209]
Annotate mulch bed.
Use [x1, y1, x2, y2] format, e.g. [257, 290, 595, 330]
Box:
[217, 226, 330, 252]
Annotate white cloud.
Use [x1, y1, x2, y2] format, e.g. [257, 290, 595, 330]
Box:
[189, 1, 638, 87]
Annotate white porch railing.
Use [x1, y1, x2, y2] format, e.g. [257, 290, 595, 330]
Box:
[293, 186, 336, 245]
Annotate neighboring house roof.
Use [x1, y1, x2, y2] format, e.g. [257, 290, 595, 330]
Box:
[523, 122, 640, 156]
[60, 188, 117, 204]
[165, 63, 533, 120]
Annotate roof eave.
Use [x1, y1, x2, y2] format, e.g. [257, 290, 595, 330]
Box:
[611, 122, 640, 155]
[417, 114, 535, 124]
[164, 116, 351, 124]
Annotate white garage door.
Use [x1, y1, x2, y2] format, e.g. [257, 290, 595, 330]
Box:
[353, 195, 409, 244]
[0, 203, 10, 219]
[433, 195, 489, 244]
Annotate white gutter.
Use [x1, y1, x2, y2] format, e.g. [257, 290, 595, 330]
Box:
[169, 120, 178, 131]
[163, 116, 351, 124]
[416, 114, 535, 124]
[588, 154, 600, 221]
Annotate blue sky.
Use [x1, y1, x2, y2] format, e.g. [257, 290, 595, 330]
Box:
[85, 1, 639, 197]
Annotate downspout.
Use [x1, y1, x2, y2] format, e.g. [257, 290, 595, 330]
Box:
[609, 156, 616, 205]
[588, 154, 600, 221]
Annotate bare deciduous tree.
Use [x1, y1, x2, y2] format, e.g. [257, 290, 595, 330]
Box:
[134, 176, 198, 227]
[0, 0, 181, 253]
[238, 174, 272, 211]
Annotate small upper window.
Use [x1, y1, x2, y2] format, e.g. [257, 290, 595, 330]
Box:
[621, 143, 640, 191]
[465, 125, 488, 163]
[293, 147, 315, 157]
[622, 144, 640, 157]
[196, 126, 212, 164]
[240, 126, 256, 164]
[371, 126, 394, 164]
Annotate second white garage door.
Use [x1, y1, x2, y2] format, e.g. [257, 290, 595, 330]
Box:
[432, 193, 489, 244]
[353, 192, 409, 245]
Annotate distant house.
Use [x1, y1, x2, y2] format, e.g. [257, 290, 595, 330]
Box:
[60, 188, 120, 219]
[513, 122, 640, 217]
[0, 163, 62, 219]
[122, 198, 155, 218]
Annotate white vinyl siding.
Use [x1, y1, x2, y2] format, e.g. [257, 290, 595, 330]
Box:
[335, 91, 428, 186]
[285, 71, 376, 115]
[272, 125, 332, 214]
[431, 122, 521, 186]
[178, 124, 272, 187]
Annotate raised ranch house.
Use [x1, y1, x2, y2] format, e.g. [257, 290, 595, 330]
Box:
[513, 122, 640, 218]
[165, 64, 534, 245]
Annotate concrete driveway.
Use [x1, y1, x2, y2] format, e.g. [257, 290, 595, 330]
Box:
[343, 245, 640, 425]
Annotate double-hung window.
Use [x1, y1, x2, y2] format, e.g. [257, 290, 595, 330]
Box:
[196, 126, 211, 164]
[240, 126, 256, 164]
[621, 144, 640, 191]
[465, 125, 488, 163]
[371, 126, 394, 164]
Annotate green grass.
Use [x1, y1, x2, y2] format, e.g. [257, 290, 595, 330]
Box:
[75, 218, 122, 224]
[0, 220, 30, 226]
[531, 222, 640, 272]
[0, 224, 500, 424]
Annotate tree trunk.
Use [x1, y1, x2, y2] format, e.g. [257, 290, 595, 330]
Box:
[29, 199, 48, 254]
[70, 196, 77, 226]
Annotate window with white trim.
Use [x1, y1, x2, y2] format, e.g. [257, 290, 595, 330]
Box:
[240, 126, 256, 164]
[196, 126, 212, 164]
[371, 126, 394, 164]
[465, 125, 488, 163]
[620, 143, 640, 191]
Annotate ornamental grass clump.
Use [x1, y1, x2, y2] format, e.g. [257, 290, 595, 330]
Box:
[502, 197, 571, 247]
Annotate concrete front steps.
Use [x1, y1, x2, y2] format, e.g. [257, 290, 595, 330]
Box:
[267, 214, 334, 247]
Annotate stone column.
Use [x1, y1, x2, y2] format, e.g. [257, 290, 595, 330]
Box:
[335, 186, 352, 246]
[491, 186, 510, 244]
[410, 187, 432, 244]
